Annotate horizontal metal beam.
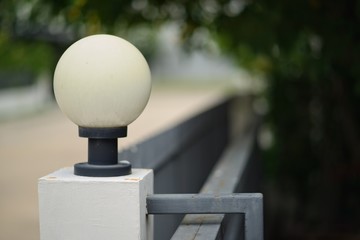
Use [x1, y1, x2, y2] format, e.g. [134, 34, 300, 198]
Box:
[147, 193, 262, 215]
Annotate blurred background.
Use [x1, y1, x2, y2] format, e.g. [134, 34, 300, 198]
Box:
[1, 0, 360, 239]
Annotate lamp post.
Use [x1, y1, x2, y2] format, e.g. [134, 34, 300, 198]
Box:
[39, 35, 154, 240]
[53, 34, 151, 177]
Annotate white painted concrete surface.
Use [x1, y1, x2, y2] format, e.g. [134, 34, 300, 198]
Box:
[38, 168, 153, 240]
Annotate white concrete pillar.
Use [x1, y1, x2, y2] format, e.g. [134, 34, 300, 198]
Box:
[38, 167, 153, 240]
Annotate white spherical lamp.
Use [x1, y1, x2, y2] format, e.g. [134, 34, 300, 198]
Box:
[53, 34, 151, 177]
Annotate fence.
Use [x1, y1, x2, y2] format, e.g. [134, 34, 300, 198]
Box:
[120, 95, 263, 239]
[38, 94, 263, 240]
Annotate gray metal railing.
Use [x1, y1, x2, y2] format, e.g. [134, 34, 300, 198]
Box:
[119, 95, 262, 240]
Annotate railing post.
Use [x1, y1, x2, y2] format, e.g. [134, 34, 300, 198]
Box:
[38, 34, 153, 239]
[38, 168, 154, 240]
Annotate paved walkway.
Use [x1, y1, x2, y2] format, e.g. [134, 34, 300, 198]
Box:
[0, 86, 225, 240]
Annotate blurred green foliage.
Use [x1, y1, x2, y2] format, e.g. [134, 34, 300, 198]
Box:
[0, 0, 56, 90]
[1, 0, 360, 237]
[0, 33, 54, 73]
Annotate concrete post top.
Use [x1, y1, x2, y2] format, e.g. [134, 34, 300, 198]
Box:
[38, 167, 154, 240]
[39, 167, 153, 183]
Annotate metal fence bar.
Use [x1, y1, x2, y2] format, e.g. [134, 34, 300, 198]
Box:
[147, 193, 263, 239]
[147, 193, 262, 215]
[171, 118, 262, 240]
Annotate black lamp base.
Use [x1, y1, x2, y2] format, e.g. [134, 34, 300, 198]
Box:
[74, 161, 131, 177]
[75, 126, 131, 177]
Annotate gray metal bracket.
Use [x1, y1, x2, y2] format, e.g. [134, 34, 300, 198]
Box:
[147, 193, 263, 240]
